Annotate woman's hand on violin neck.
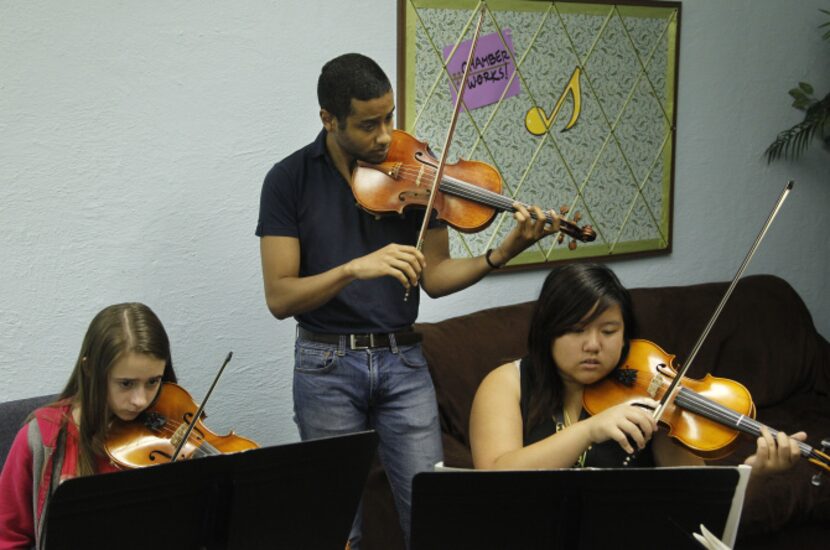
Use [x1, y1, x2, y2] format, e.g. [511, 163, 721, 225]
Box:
[498, 203, 560, 261]
[744, 427, 806, 477]
[345, 243, 426, 290]
[585, 399, 659, 455]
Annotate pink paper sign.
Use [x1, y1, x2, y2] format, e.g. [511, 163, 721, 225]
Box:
[443, 29, 521, 110]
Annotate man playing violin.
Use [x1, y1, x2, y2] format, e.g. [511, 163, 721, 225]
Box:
[256, 52, 559, 549]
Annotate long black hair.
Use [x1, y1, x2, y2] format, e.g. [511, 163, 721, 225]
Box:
[524, 263, 634, 437]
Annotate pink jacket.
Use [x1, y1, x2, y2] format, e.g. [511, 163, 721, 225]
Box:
[0, 404, 71, 550]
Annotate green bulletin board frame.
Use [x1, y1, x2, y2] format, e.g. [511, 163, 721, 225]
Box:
[397, 0, 681, 269]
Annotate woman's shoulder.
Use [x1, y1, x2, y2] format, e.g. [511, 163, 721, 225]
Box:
[488, 360, 521, 379]
[477, 360, 522, 396]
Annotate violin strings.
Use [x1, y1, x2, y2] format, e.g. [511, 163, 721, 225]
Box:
[390, 164, 556, 223]
[674, 387, 815, 458]
[393, 165, 514, 208]
[392, 164, 513, 208]
[138, 418, 220, 459]
[157, 418, 221, 456]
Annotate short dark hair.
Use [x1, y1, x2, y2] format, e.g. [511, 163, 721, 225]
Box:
[317, 53, 392, 123]
[524, 263, 634, 437]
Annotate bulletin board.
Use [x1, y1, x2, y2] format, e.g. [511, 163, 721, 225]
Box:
[397, 0, 681, 268]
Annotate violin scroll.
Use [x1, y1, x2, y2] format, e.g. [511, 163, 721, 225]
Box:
[810, 439, 830, 486]
[556, 205, 595, 250]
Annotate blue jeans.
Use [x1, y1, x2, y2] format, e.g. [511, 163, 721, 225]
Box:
[292, 334, 443, 550]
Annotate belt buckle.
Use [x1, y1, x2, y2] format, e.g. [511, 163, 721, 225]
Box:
[349, 334, 373, 350]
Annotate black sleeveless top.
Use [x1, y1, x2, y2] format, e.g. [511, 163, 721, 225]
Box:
[518, 358, 655, 468]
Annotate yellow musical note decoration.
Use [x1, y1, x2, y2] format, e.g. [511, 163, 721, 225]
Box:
[525, 66, 582, 136]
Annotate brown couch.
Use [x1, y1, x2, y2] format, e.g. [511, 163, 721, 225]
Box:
[362, 274, 830, 549]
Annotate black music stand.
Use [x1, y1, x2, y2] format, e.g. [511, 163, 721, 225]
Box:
[411, 466, 744, 550]
[42, 430, 378, 550]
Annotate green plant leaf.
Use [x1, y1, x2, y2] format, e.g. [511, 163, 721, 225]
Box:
[792, 98, 811, 110]
[789, 88, 807, 100]
[765, 94, 830, 163]
[767, 9, 830, 163]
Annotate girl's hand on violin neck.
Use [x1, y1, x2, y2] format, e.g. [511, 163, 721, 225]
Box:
[585, 399, 659, 455]
[744, 427, 806, 477]
[345, 243, 426, 289]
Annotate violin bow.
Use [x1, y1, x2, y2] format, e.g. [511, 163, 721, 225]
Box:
[649, 181, 794, 426]
[404, 2, 487, 301]
[170, 351, 233, 462]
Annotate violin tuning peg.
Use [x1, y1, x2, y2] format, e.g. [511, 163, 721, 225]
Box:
[811, 438, 830, 486]
[557, 233, 565, 244]
[568, 240, 577, 251]
[573, 211, 582, 223]
[559, 205, 570, 215]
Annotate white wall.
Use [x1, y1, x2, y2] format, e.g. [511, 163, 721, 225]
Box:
[2, 0, 828, 446]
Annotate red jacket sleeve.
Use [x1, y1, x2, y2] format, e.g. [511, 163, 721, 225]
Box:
[0, 424, 35, 550]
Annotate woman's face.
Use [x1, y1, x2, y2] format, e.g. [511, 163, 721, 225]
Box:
[551, 303, 625, 388]
[107, 352, 166, 421]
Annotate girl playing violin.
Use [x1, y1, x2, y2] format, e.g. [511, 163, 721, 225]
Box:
[0, 302, 176, 550]
[469, 264, 806, 478]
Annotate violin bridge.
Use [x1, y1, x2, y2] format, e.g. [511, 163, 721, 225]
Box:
[389, 162, 402, 179]
[170, 424, 187, 448]
[415, 165, 426, 187]
[647, 373, 665, 398]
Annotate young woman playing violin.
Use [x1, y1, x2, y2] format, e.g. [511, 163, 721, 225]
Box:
[469, 264, 806, 480]
[0, 302, 176, 550]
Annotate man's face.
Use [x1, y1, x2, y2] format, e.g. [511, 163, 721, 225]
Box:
[324, 90, 395, 164]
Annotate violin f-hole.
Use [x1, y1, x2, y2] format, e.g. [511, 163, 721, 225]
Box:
[148, 449, 175, 462]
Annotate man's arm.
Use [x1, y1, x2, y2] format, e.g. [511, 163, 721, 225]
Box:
[260, 236, 426, 319]
[419, 204, 559, 298]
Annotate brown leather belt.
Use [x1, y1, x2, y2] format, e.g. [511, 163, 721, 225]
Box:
[297, 326, 422, 350]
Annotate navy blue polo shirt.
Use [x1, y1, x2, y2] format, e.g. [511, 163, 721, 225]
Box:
[256, 130, 441, 334]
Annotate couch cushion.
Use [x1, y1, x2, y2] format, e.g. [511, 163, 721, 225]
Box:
[630, 274, 828, 406]
[0, 394, 58, 468]
[416, 301, 534, 451]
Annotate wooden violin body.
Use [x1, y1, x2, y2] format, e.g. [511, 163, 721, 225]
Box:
[584, 339, 830, 473]
[584, 339, 754, 459]
[105, 382, 258, 469]
[352, 129, 597, 244]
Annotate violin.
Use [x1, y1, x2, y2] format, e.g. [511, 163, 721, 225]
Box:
[351, 129, 597, 246]
[583, 339, 830, 473]
[105, 382, 258, 469]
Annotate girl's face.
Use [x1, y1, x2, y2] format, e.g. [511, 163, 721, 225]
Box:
[107, 352, 166, 421]
[551, 303, 625, 388]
